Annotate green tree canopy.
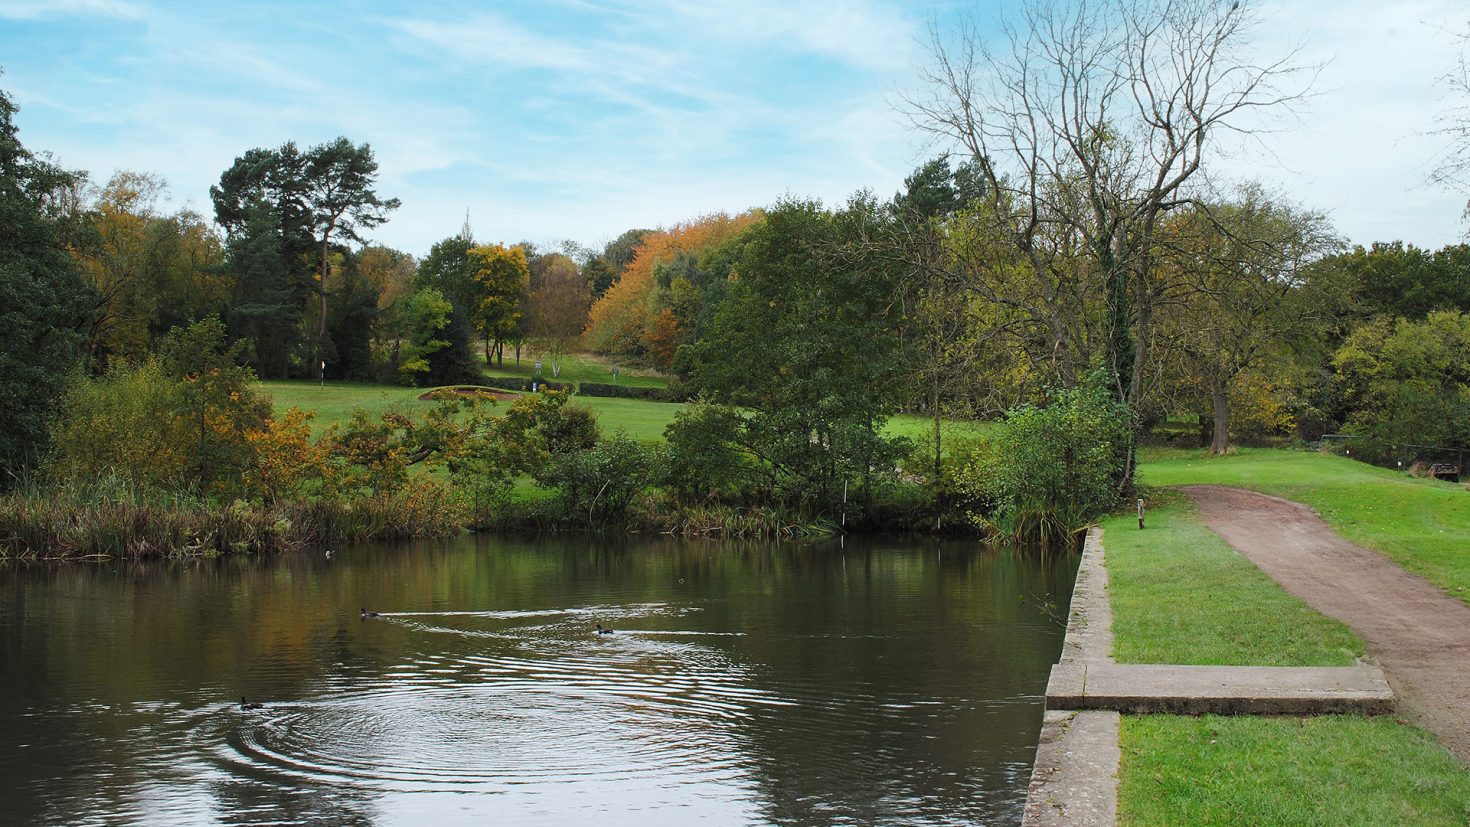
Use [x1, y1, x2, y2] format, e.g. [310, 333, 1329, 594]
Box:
[683, 196, 909, 510]
[0, 83, 94, 481]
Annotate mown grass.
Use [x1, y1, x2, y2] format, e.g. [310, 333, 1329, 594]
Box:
[1119, 714, 1470, 826]
[1101, 501, 1362, 666]
[260, 381, 424, 434]
[1139, 447, 1470, 605]
[483, 350, 670, 388]
[262, 380, 999, 448]
[261, 380, 685, 440]
[574, 396, 683, 441]
[883, 414, 996, 447]
[1113, 450, 1470, 824]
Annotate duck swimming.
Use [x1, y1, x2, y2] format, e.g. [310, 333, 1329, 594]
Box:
[361, 608, 380, 618]
[595, 623, 615, 635]
[239, 696, 264, 711]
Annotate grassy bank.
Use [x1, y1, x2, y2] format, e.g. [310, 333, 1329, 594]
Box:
[1119, 715, 1470, 826]
[0, 475, 465, 559]
[1140, 448, 1470, 605]
[1101, 500, 1362, 666]
[1111, 448, 1470, 822]
[482, 350, 670, 388]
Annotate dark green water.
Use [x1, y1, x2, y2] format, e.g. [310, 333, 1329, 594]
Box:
[0, 535, 1076, 826]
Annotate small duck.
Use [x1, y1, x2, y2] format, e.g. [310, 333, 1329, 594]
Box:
[324, 549, 334, 560]
[595, 623, 615, 635]
[239, 696, 264, 711]
[361, 608, 380, 619]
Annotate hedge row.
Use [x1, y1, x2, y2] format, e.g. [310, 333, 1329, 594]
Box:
[481, 375, 691, 402]
[482, 375, 572, 393]
[576, 382, 678, 401]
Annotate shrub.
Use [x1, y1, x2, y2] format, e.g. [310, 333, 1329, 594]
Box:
[49, 361, 193, 487]
[49, 318, 270, 494]
[576, 382, 672, 401]
[534, 433, 663, 527]
[954, 378, 1130, 542]
[662, 401, 762, 501]
[482, 375, 571, 393]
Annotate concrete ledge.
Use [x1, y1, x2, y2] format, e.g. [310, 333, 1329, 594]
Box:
[1060, 527, 1113, 662]
[1021, 710, 1120, 827]
[1046, 661, 1395, 715]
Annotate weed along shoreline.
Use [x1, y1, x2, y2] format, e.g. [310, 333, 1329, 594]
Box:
[1025, 465, 1470, 825]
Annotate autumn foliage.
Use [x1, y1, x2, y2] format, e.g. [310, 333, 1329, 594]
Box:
[583, 212, 759, 361]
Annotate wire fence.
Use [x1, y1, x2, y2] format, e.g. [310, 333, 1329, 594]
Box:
[1318, 434, 1466, 480]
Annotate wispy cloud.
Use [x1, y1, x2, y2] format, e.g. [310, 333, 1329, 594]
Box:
[0, 0, 144, 20]
[384, 14, 594, 74]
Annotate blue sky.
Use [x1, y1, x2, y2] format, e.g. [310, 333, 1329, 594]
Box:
[1, 0, 1466, 256]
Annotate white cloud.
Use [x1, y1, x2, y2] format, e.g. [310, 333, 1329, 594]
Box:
[384, 14, 594, 74]
[0, 0, 144, 20]
[1210, 0, 1469, 245]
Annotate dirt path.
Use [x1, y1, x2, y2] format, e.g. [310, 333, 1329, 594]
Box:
[1183, 485, 1470, 760]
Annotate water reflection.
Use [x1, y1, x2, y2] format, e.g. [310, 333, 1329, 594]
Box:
[0, 535, 1076, 826]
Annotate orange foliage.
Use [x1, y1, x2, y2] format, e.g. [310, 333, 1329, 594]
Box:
[644, 308, 683, 370]
[583, 211, 760, 356]
[243, 408, 332, 503]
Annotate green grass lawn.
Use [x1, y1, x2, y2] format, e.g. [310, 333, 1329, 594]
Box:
[262, 380, 999, 449]
[1102, 501, 1362, 666]
[483, 350, 670, 388]
[1119, 714, 1470, 826]
[883, 414, 996, 447]
[1114, 448, 1470, 823]
[261, 380, 685, 440]
[261, 380, 425, 434]
[1139, 447, 1470, 605]
[574, 396, 684, 441]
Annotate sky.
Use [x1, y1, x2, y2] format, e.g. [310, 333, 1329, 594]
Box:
[0, 0, 1466, 257]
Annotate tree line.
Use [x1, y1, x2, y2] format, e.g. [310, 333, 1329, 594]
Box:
[4, 0, 1470, 534]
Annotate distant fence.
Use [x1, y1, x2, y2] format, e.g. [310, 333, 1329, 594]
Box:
[1319, 434, 1466, 481]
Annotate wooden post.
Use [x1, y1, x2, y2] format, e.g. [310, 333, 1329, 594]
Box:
[1137, 498, 1146, 530]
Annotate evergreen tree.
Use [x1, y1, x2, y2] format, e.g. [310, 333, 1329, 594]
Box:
[0, 84, 94, 480]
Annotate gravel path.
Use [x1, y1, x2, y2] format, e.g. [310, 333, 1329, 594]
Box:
[1184, 485, 1470, 760]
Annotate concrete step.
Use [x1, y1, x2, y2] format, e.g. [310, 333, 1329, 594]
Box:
[1046, 660, 1395, 715]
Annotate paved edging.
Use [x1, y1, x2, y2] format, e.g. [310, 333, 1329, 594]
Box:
[1042, 523, 1394, 717]
[1020, 521, 1397, 826]
[1046, 661, 1394, 715]
[1022, 528, 1118, 827]
[1022, 709, 1120, 827]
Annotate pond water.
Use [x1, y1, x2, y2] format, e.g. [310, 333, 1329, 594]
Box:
[0, 535, 1076, 826]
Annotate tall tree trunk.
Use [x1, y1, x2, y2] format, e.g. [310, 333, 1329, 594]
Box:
[317, 239, 329, 381]
[932, 378, 943, 484]
[317, 225, 336, 382]
[1211, 383, 1230, 455]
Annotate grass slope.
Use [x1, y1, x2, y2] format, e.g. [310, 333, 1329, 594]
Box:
[1102, 501, 1362, 666]
[482, 351, 670, 388]
[1140, 448, 1470, 605]
[261, 380, 683, 441]
[1119, 714, 1470, 826]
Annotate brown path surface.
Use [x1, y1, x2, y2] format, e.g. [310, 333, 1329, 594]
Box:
[1184, 485, 1470, 760]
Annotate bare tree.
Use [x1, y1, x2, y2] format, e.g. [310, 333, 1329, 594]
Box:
[1431, 20, 1470, 224]
[905, 0, 1313, 479]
